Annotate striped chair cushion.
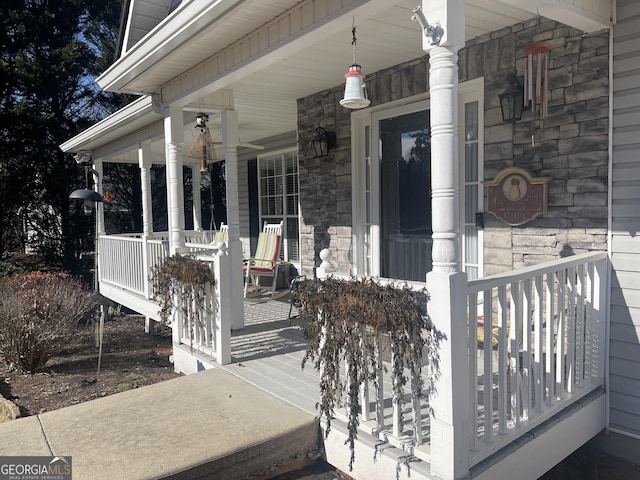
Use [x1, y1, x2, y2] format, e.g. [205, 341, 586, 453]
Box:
[248, 232, 280, 271]
[213, 225, 228, 245]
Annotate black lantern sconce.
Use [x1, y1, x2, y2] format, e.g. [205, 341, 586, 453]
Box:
[499, 74, 525, 123]
[312, 127, 336, 157]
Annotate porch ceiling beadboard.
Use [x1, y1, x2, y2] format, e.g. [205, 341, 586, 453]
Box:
[64, 0, 611, 165]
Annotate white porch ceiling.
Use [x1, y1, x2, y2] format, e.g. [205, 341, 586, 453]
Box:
[72, 0, 608, 163]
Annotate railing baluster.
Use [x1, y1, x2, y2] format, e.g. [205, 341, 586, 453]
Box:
[566, 266, 576, 393]
[468, 292, 479, 451]
[359, 326, 370, 421]
[555, 269, 566, 399]
[497, 285, 508, 434]
[375, 334, 384, 435]
[509, 281, 521, 427]
[585, 261, 595, 382]
[483, 289, 493, 443]
[534, 275, 544, 413]
[392, 350, 401, 439]
[412, 370, 423, 444]
[521, 278, 532, 421]
[544, 272, 555, 405]
[575, 264, 586, 388]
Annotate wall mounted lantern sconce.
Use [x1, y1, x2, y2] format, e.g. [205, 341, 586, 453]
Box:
[312, 127, 336, 157]
[499, 74, 525, 123]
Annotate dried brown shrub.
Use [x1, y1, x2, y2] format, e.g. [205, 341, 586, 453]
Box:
[293, 277, 442, 470]
[0, 272, 93, 373]
[151, 254, 215, 348]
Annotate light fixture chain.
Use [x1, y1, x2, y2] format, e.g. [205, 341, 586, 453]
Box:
[352, 26, 357, 64]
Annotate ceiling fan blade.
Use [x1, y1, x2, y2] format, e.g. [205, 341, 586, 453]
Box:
[210, 141, 265, 150]
[239, 142, 265, 150]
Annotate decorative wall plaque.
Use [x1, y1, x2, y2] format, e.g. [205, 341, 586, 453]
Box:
[485, 167, 550, 226]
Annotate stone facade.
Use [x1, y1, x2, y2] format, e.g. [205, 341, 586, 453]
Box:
[297, 17, 609, 278]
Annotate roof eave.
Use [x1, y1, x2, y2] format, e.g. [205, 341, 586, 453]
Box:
[60, 96, 155, 152]
[97, 0, 242, 93]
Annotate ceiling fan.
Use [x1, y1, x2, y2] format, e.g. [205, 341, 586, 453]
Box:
[188, 113, 264, 172]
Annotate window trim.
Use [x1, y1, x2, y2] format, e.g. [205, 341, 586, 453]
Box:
[256, 147, 300, 265]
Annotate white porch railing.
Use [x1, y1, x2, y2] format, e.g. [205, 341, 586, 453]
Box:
[319, 251, 608, 475]
[173, 252, 231, 365]
[97, 233, 231, 365]
[98, 235, 147, 295]
[465, 251, 607, 466]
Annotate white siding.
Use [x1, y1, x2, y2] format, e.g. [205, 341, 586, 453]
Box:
[610, 0, 640, 436]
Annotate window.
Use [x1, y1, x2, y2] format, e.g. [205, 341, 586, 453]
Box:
[257, 150, 300, 263]
[460, 79, 484, 279]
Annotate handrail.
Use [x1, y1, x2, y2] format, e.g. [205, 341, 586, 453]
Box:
[468, 251, 607, 293]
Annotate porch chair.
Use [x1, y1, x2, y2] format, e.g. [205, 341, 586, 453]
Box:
[211, 222, 228, 247]
[243, 221, 289, 298]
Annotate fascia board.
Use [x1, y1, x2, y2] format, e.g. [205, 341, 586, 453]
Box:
[59, 96, 155, 152]
[97, 0, 240, 93]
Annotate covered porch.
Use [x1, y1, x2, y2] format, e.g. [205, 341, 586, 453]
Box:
[97, 229, 608, 479]
[58, 0, 615, 478]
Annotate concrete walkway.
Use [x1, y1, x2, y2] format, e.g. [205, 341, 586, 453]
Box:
[0, 368, 320, 480]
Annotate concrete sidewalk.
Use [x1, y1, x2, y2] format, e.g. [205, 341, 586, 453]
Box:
[0, 368, 320, 480]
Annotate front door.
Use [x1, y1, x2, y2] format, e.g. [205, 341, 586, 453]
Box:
[351, 80, 483, 281]
[377, 107, 432, 281]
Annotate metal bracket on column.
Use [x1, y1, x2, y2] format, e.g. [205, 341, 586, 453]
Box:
[412, 6, 444, 45]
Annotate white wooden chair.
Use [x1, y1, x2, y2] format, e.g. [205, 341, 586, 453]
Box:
[211, 222, 228, 247]
[243, 221, 289, 297]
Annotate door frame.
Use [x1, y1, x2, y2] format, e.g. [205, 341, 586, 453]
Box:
[351, 77, 484, 280]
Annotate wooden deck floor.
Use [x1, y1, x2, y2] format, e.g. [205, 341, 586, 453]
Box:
[219, 292, 321, 416]
[218, 292, 433, 460]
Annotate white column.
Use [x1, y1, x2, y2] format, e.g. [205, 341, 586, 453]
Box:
[139, 142, 154, 302]
[221, 109, 245, 330]
[429, 37, 461, 273]
[422, 1, 470, 479]
[191, 166, 202, 231]
[138, 142, 154, 238]
[164, 105, 185, 254]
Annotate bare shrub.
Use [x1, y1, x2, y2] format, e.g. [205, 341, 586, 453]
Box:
[0, 272, 93, 373]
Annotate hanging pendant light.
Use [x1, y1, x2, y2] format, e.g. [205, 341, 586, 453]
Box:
[340, 24, 370, 109]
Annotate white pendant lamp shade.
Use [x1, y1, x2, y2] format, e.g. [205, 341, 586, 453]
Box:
[340, 64, 370, 109]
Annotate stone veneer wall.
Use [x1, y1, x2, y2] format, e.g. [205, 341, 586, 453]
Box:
[463, 18, 609, 275]
[297, 17, 609, 278]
